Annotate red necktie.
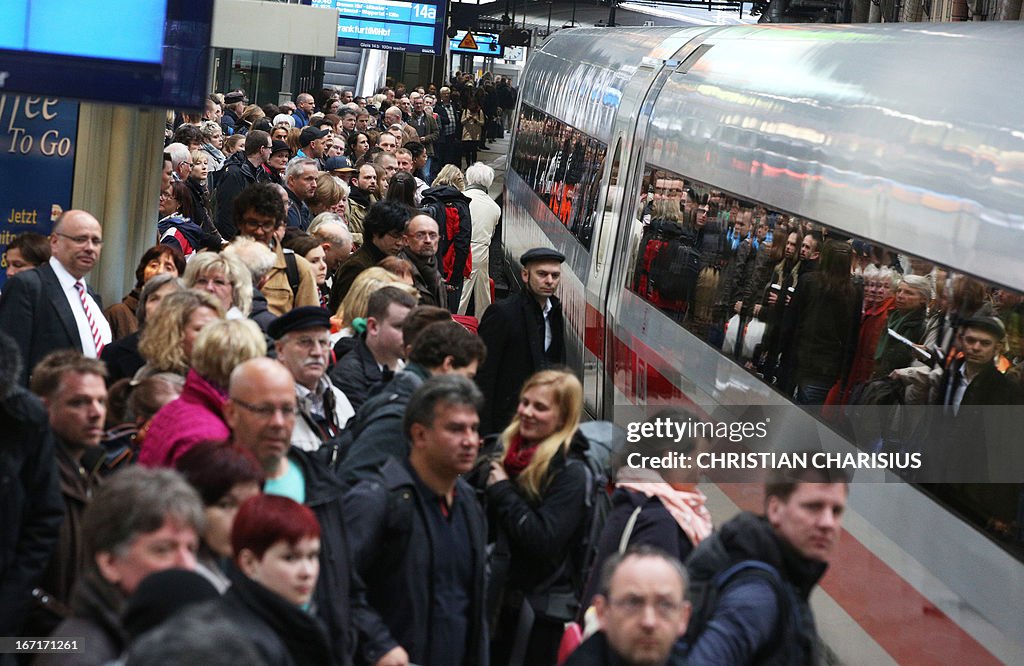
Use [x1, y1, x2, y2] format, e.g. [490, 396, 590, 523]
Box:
[74, 280, 104, 356]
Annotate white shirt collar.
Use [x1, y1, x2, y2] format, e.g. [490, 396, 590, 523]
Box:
[49, 256, 81, 290]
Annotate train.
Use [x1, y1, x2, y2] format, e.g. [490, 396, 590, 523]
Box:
[499, 23, 1024, 664]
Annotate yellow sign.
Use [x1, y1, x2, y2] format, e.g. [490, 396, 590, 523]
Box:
[458, 32, 479, 50]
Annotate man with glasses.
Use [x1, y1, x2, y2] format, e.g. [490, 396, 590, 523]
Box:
[568, 546, 691, 666]
[399, 214, 445, 308]
[232, 183, 319, 316]
[269, 307, 354, 453]
[224, 357, 395, 665]
[213, 129, 272, 240]
[0, 210, 111, 384]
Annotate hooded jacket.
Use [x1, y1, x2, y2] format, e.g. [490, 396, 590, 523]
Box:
[158, 214, 205, 259]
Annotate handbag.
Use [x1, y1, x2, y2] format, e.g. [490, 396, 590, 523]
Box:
[742, 318, 766, 360]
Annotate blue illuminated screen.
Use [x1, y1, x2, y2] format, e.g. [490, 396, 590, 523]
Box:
[0, 0, 166, 63]
[0, 0, 213, 109]
[449, 31, 504, 58]
[312, 0, 445, 55]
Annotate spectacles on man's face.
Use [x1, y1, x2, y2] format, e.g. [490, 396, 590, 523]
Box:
[608, 595, 686, 619]
[411, 231, 439, 241]
[55, 232, 104, 247]
[232, 398, 297, 419]
[240, 218, 280, 232]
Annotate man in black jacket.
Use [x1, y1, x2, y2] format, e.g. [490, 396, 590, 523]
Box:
[398, 214, 446, 308]
[224, 358, 395, 666]
[344, 375, 489, 666]
[0, 334, 63, 637]
[329, 200, 410, 312]
[476, 248, 566, 434]
[337, 320, 486, 487]
[212, 130, 271, 240]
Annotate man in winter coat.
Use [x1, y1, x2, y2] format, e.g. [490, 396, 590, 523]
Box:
[476, 248, 565, 434]
[212, 130, 271, 240]
[336, 320, 486, 487]
[685, 468, 848, 665]
[344, 376, 489, 666]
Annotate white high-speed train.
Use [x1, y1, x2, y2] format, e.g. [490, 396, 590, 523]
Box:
[500, 23, 1024, 664]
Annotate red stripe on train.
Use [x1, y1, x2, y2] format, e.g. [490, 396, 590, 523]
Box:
[596, 309, 1000, 665]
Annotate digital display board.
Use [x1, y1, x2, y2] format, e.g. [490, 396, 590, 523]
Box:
[449, 31, 504, 58]
[0, 0, 213, 109]
[312, 0, 446, 55]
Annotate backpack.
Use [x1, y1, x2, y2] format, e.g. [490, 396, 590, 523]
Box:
[282, 248, 301, 296]
[682, 540, 798, 663]
[647, 221, 701, 302]
[423, 200, 471, 281]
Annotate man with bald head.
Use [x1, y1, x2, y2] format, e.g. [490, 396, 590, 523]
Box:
[399, 214, 445, 307]
[310, 219, 353, 274]
[0, 210, 112, 384]
[223, 357, 397, 665]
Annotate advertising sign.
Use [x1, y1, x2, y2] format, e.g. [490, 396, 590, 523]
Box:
[0, 95, 78, 290]
[311, 0, 446, 55]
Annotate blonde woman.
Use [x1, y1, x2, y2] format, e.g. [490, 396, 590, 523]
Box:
[183, 251, 253, 318]
[482, 369, 588, 666]
[137, 290, 224, 379]
[140, 318, 267, 467]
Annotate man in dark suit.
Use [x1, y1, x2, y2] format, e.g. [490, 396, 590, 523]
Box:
[0, 210, 111, 385]
[476, 247, 566, 434]
[328, 200, 410, 312]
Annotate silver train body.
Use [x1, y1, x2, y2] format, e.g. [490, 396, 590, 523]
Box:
[501, 23, 1024, 663]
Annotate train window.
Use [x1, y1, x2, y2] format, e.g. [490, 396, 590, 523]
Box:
[509, 104, 608, 251]
[625, 162, 1024, 549]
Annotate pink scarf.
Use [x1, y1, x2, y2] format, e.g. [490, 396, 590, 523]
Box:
[616, 466, 713, 546]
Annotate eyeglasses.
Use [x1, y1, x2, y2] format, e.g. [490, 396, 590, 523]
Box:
[411, 231, 439, 241]
[232, 398, 297, 419]
[239, 218, 280, 232]
[55, 232, 103, 247]
[608, 595, 686, 619]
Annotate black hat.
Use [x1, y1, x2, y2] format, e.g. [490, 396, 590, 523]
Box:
[963, 315, 1006, 340]
[268, 306, 332, 340]
[300, 126, 329, 147]
[121, 569, 219, 640]
[270, 140, 290, 156]
[520, 247, 566, 266]
[224, 91, 245, 104]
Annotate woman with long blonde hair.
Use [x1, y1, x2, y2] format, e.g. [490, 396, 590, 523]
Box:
[483, 369, 589, 666]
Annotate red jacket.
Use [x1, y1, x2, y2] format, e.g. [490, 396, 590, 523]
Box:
[138, 369, 230, 467]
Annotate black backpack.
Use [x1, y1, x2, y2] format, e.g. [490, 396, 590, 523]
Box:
[647, 220, 701, 302]
[683, 534, 801, 664]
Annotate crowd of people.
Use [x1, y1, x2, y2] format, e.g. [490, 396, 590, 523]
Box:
[631, 167, 1024, 542]
[0, 78, 856, 664]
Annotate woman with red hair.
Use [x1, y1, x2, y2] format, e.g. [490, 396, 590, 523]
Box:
[223, 494, 330, 665]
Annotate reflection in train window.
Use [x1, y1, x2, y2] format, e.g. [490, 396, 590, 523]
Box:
[626, 162, 1024, 550]
[510, 104, 608, 251]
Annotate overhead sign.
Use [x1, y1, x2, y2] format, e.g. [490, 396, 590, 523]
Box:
[449, 30, 503, 58]
[312, 0, 446, 55]
[0, 95, 78, 290]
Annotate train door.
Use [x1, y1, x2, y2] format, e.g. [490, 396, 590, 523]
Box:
[602, 35, 719, 418]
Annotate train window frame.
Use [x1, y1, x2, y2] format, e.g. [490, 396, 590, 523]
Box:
[595, 138, 623, 273]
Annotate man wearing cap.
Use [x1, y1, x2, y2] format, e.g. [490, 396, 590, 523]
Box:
[284, 157, 319, 232]
[221, 91, 247, 135]
[298, 126, 329, 171]
[475, 247, 566, 433]
[269, 307, 355, 453]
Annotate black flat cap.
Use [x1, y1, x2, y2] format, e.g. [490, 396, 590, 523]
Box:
[122, 569, 219, 640]
[521, 247, 565, 266]
[268, 306, 331, 340]
[224, 91, 245, 104]
[963, 315, 1006, 340]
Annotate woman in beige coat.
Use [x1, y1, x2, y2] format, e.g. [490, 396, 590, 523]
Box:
[458, 162, 502, 317]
